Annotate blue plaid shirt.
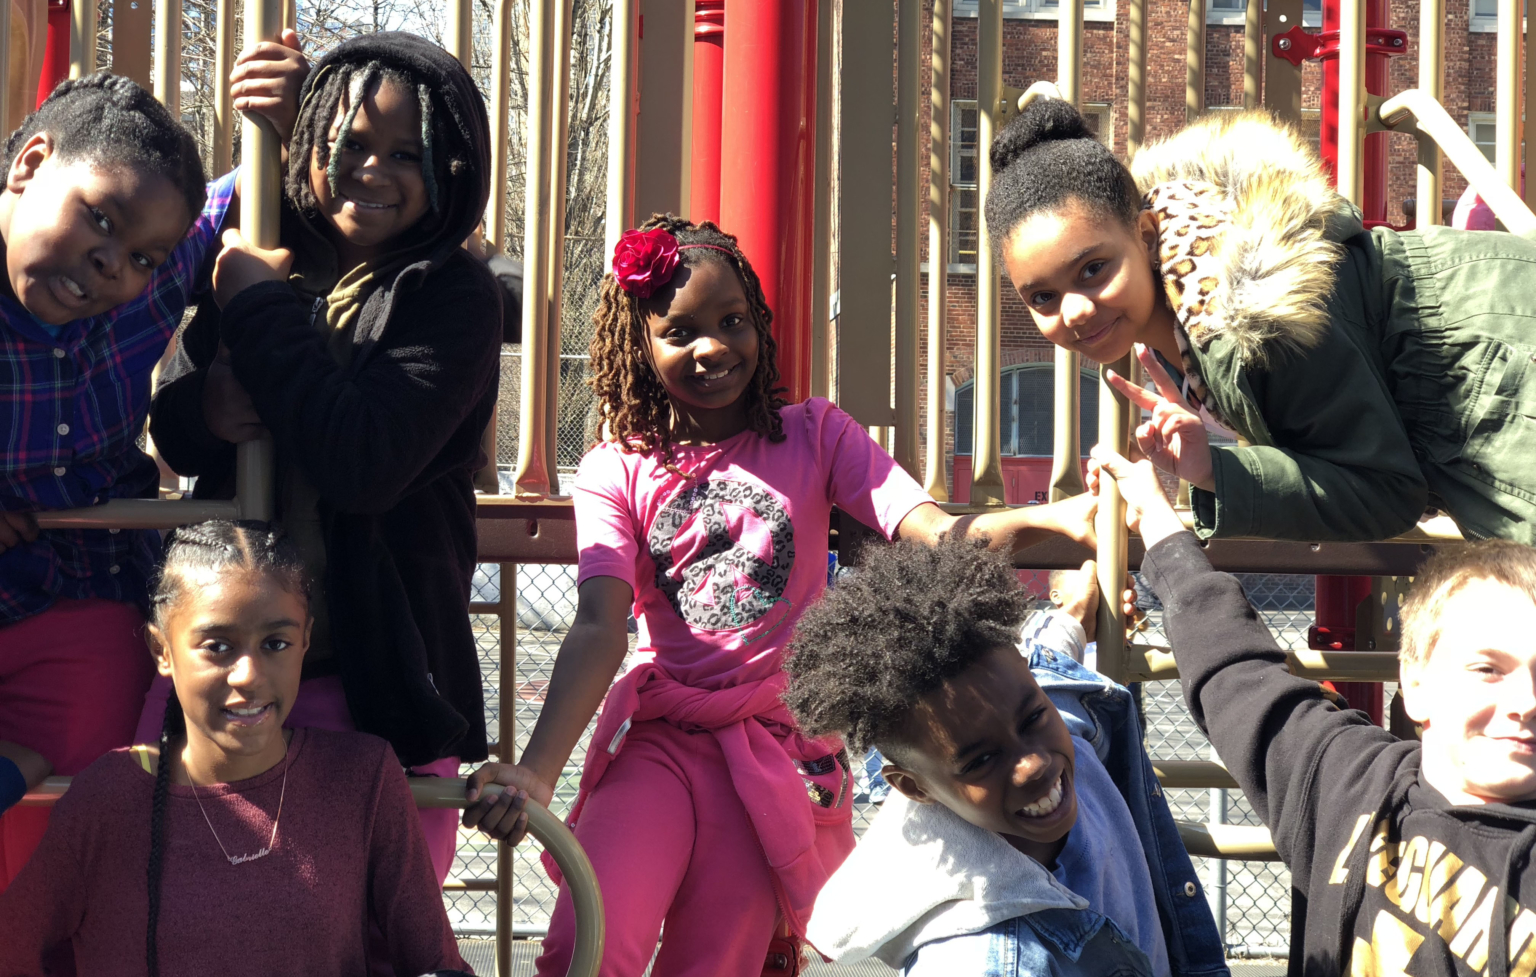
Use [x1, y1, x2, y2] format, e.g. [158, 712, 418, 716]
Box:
[0, 170, 237, 623]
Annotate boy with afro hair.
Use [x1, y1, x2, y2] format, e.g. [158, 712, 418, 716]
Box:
[784, 534, 1228, 977]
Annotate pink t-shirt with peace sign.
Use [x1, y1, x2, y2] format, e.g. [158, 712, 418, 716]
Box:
[574, 397, 931, 690]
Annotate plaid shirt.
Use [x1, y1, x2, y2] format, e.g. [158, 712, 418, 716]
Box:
[0, 170, 237, 623]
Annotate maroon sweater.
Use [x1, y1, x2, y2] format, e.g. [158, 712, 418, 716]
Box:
[0, 728, 467, 976]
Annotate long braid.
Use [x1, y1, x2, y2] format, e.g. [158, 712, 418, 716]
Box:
[145, 691, 182, 977]
[145, 520, 309, 974]
[588, 213, 787, 470]
[325, 66, 380, 198]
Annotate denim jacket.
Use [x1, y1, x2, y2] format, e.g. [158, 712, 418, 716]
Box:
[805, 612, 1229, 977]
[1023, 612, 1229, 977]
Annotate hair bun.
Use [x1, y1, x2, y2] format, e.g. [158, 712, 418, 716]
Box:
[989, 97, 1097, 175]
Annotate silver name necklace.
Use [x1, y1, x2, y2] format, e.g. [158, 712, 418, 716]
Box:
[188, 763, 289, 866]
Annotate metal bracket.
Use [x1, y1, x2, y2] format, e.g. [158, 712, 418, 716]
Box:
[999, 84, 1027, 124]
[1271, 25, 1407, 67]
[1363, 93, 1399, 135]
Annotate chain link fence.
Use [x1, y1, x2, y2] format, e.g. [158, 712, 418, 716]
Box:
[440, 558, 1354, 959]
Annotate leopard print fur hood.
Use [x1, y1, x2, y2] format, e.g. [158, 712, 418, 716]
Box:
[1130, 110, 1362, 368]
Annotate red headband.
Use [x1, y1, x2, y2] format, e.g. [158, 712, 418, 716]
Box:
[612, 228, 733, 299]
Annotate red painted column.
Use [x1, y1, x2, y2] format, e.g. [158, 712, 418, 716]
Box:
[1313, 574, 1384, 723]
[691, 0, 725, 224]
[718, 0, 817, 404]
[1320, 0, 1391, 222]
[38, 0, 71, 108]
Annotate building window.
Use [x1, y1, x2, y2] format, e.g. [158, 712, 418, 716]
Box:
[954, 365, 1100, 458]
[950, 100, 979, 267]
[954, 0, 1116, 23]
[1208, 0, 1320, 26]
[1468, 112, 1498, 161]
[1471, 0, 1525, 30]
[945, 100, 1108, 267]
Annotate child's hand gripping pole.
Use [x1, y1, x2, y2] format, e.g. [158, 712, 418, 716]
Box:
[1087, 445, 1188, 550]
[1103, 344, 1214, 493]
[229, 0, 287, 523]
[230, 29, 309, 146]
[412, 775, 603, 977]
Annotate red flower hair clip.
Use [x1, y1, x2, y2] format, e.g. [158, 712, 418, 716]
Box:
[612, 228, 681, 299]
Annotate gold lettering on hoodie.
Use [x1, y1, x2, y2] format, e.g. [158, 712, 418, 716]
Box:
[1330, 824, 1535, 974]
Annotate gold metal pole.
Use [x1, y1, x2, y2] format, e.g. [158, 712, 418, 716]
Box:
[214, 0, 236, 175]
[1185, 0, 1205, 123]
[447, 0, 473, 68]
[1417, 0, 1444, 225]
[236, 0, 283, 524]
[1381, 90, 1536, 235]
[894, 0, 921, 478]
[496, 562, 519, 977]
[1497, 0, 1522, 194]
[1048, 0, 1084, 504]
[0, 0, 10, 133]
[1243, 0, 1262, 111]
[604, 0, 638, 261]
[514, 0, 556, 497]
[543, 0, 573, 497]
[1058, 0, 1082, 106]
[68, 0, 95, 78]
[487, 0, 515, 253]
[924, 0, 952, 500]
[811, 0, 833, 401]
[1127, 0, 1146, 155]
[1337, 0, 1365, 206]
[972, 0, 1005, 506]
[282, 0, 296, 34]
[1093, 355, 1131, 682]
[154, 0, 182, 116]
[112, 0, 152, 87]
[1528, 0, 1536, 214]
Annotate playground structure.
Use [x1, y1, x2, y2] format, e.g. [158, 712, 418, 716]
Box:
[9, 0, 1536, 969]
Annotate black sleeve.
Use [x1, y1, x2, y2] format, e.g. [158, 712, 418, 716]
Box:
[1139, 531, 1402, 870]
[218, 258, 502, 515]
[148, 295, 238, 478]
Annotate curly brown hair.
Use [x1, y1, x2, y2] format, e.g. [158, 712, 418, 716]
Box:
[588, 213, 787, 467]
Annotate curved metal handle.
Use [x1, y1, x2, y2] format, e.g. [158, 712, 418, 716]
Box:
[410, 779, 604, 977]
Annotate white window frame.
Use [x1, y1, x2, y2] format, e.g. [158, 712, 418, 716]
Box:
[1468, 111, 1498, 162]
[1470, 0, 1524, 32]
[1081, 102, 1113, 148]
[954, 0, 1116, 24]
[950, 100, 980, 273]
[1207, 0, 1320, 27]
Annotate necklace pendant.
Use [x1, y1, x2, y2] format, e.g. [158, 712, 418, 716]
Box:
[227, 847, 272, 866]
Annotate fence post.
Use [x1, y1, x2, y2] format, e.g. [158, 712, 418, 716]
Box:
[496, 562, 518, 977]
[972, 0, 1004, 506]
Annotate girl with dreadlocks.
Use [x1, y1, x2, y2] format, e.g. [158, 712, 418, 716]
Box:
[459, 215, 1098, 977]
[144, 32, 501, 888]
[0, 520, 466, 975]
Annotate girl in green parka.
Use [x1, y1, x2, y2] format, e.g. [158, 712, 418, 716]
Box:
[988, 97, 1536, 544]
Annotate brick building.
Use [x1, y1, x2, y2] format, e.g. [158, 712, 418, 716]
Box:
[916, 0, 1508, 499]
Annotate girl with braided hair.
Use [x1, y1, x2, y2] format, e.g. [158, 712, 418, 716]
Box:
[0, 520, 465, 975]
[146, 32, 502, 887]
[460, 214, 1098, 976]
[0, 43, 309, 890]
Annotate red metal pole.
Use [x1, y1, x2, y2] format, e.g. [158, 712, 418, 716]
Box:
[1312, 0, 1385, 725]
[718, 0, 816, 404]
[1362, 0, 1390, 224]
[691, 0, 725, 225]
[38, 0, 70, 108]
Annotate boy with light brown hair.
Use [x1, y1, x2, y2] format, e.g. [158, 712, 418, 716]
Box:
[1093, 445, 1536, 977]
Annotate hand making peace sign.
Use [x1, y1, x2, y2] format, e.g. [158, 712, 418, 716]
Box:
[1099, 343, 1216, 493]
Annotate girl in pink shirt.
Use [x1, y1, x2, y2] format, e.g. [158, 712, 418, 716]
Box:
[0, 521, 464, 977]
[461, 215, 1097, 977]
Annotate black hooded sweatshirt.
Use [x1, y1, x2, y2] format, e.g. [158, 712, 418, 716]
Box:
[149, 32, 501, 766]
[1140, 532, 1536, 977]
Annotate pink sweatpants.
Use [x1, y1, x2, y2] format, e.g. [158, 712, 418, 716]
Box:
[134, 673, 462, 887]
[0, 599, 155, 890]
[536, 719, 779, 977]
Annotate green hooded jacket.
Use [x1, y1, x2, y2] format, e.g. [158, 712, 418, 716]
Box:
[1132, 112, 1536, 543]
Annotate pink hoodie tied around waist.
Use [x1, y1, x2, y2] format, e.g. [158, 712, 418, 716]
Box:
[542, 660, 856, 937]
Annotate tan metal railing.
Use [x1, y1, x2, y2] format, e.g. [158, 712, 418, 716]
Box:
[972, 0, 1005, 506]
[924, 0, 953, 500]
[1378, 90, 1536, 235]
[1186, 0, 1204, 123]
